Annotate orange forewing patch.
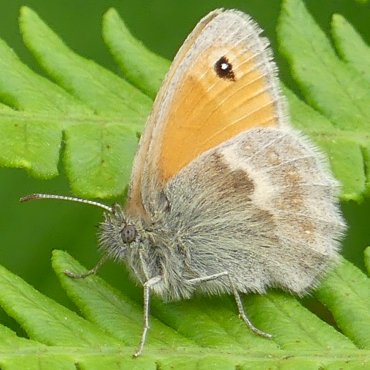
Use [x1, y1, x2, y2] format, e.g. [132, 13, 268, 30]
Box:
[158, 47, 279, 182]
[125, 12, 221, 216]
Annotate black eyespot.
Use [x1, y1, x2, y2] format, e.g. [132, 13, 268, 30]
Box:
[121, 224, 137, 244]
[214, 56, 235, 81]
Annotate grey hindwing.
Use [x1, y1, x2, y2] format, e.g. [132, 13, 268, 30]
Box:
[163, 127, 345, 296]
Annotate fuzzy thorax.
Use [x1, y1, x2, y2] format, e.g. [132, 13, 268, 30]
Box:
[98, 203, 198, 301]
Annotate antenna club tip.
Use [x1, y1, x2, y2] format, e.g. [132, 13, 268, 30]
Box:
[20, 194, 40, 203]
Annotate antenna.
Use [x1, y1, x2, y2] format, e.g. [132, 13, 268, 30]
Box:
[20, 193, 113, 213]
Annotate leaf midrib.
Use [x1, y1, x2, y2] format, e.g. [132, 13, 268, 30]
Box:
[0, 346, 368, 360]
[0, 111, 143, 131]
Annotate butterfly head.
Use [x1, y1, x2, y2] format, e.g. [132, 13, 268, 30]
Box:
[98, 203, 140, 261]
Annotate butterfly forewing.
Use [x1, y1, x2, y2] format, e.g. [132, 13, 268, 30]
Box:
[127, 10, 286, 213]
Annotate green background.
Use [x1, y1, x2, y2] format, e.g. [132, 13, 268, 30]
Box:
[0, 0, 369, 333]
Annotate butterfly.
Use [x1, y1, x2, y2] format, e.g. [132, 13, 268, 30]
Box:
[21, 9, 346, 356]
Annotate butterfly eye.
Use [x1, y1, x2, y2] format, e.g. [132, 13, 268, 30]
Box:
[214, 56, 235, 81]
[121, 225, 137, 244]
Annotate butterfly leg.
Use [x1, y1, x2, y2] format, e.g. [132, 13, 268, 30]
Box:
[187, 271, 272, 339]
[134, 275, 162, 358]
[64, 255, 108, 279]
[231, 284, 272, 339]
[187, 271, 229, 284]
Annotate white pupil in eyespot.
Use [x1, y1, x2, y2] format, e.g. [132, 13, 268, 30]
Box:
[221, 63, 229, 70]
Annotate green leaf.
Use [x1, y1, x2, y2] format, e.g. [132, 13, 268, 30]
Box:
[0, 35, 82, 178]
[278, 0, 370, 201]
[331, 14, 370, 84]
[63, 123, 138, 198]
[315, 258, 370, 349]
[0, 251, 368, 368]
[102, 8, 171, 99]
[0, 263, 117, 347]
[19, 7, 151, 121]
[278, 0, 370, 127]
[18, 6, 155, 198]
[0, 6, 155, 198]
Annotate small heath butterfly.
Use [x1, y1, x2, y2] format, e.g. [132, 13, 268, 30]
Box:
[21, 9, 346, 356]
